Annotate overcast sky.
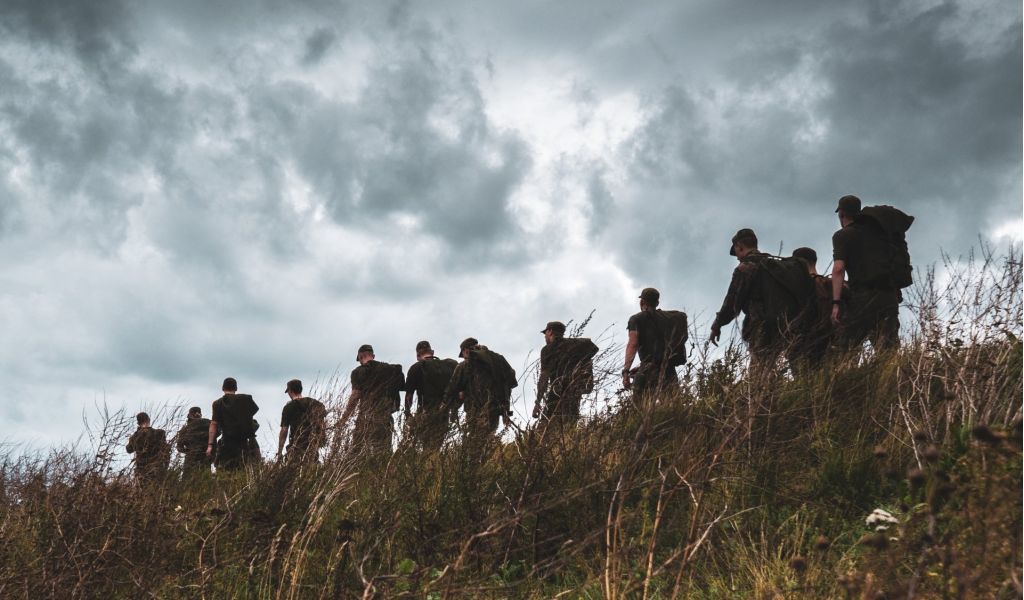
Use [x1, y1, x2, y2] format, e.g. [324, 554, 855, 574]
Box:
[1, 0, 1020, 454]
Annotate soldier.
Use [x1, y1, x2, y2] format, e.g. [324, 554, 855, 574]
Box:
[403, 341, 458, 451]
[831, 195, 912, 351]
[709, 229, 800, 376]
[175, 406, 211, 476]
[445, 338, 517, 441]
[623, 288, 678, 400]
[340, 344, 404, 458]
[206, 377, 261, 471]
[787, 247, 834, 372]
[127, 412, 170, 485]
[534, 321, 598, 429]
[277, 379, 327, 464]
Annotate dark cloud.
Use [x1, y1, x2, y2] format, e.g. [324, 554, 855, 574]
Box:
[301, 27, 337, 65]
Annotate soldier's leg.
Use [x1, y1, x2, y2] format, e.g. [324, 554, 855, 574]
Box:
[867, 290, 901, 351]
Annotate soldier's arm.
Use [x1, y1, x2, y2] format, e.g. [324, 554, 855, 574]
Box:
[534, 367, 549, 419]
[339, 389, 360, 427]
[175, 428, 188, 454]
[622, 330, 639, 388]
[126, 434, 136, 454]
[831, 259, 846, 325]
[206, 420, 218, 458]
[404, 390, 415, 415]
[277, 427, 288, 458]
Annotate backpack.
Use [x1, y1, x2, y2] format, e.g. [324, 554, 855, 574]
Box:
[219, 394, 258, 440]
[384, 363, 405, 413]
[545, 337, 599, 394]
[418, 357, 458, 401]
[853, 205, 915, 289]
[653, 310, 689, 367]
[295, 397, 328, 448]
[755, 256, 816, 324]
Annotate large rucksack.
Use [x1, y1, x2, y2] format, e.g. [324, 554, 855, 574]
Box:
[853, 205, 915, 289]
[653, 310, 689, 367]
[219, 394, 258, 440]
[545, 337, 599, 394]
[384, 363, 406, 413]
[755, 256, 816, 324]
[418, 357, 458, 402]
[294, 397, 328, 449]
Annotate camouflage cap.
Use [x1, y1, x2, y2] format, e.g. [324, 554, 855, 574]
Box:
[835, 194, 861, 214]
[459, 337, 479, 353]
[285, 379, 302, 394]
[638, 287, 660, 303]
[729, 228, 758, 256]
[541, 321, 566, 334]
[792, 247, 817, 264]
[356, 344, 373, 361]
[415, 340, 432, 353]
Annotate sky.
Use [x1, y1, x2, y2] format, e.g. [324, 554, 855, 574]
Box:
[0, 0, 1021, 455]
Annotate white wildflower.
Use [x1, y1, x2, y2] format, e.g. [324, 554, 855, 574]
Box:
[174, 505, 184, 512]
[866, 508, 899, 530]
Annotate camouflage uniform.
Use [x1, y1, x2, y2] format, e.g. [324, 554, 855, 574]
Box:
[211, 394, 261, 471]
[711, 251, 786, 374]
[538, 336, 598, 428]
[831, 224, 901, 351]
[405, 356, 458, 450]
[127, 427, 170, 484]
[176, 417, 212, 475]
[350, 360, 403, 457]
[445, 345, 517, 440]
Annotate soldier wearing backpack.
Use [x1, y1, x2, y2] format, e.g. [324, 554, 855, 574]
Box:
[206, 377, 262, 471]
[788, 247, 840, 372]
[175, 406, 212, 476]
[278, 379, 327, 464]
[623, 288, 687, 401]
[404, 341, 458, 451]
[445, 338, 517, 442]
[534, 321, 599, 429]
[127, 412, 170, 485]
[340, 344, 405, 458]
[709, 229, 813, 376]
[831, 195, 914, 351]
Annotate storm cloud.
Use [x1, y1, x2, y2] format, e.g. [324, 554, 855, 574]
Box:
[0, 0, 1019, 450]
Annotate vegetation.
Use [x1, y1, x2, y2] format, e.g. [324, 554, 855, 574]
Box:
[1, 247, 1021, 599]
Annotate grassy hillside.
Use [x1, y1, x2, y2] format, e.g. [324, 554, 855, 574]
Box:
[1, 250, 1021, 599]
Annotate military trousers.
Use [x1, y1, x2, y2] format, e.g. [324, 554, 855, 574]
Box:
[215, 437, 261, 471]
[352, 414, 394, 457]
[632, 362, 679, 403]
[411, 408, 450, 451]
[540, 392, 582, 429]
[840, 288, 901, 351]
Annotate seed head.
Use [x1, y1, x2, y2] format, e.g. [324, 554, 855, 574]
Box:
[872, 445, 888, 459]
[922, 445, 940, 462]
[912, 430, 929, 443]
[815, 535, 830, 551]
[971, 424, 1002, 445]
[789, 556, 807, 573]
[907, 468, 926, 488]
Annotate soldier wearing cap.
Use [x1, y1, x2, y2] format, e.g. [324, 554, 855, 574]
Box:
[127, 411, 170, 485]
[278, 379, 327, 464]
[788, 247, 841, 371]
[445, 337, 518, 443]
[175, 406, 212, 476]
[831, 194, 902, 350]
[623, 287, 678, 400]
[534, 321, 598, 429]
[206, 377, 261, 471]
[340, 344, 405, 458]
[404, 340, 458, 451]
[709, 229, 785, 375]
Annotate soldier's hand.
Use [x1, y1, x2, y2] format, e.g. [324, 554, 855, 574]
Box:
[502, 413, 512, 428]
[831, 304, 841, 326]
[206, 444, 213, 458]
[532, 403, 541, 419]
[709, 326, 721, 346]
[622, 372, 632, 391]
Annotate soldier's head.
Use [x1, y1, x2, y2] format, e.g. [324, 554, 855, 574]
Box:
[835, 195, 861, 226]
[415, 340, 434, 360]
[792, 247, 818, 275]
[285, 379, 303, 399]
[639, 287, 660, 311]
[541, 321, 566, 344]
[459, 337, 479, 359]
[187, 406, 202, 421]
[356, 344, 375, 365]
[222, 377, 238, 394]
[136, 412, 151, 427]
[729, 228, 758, 260]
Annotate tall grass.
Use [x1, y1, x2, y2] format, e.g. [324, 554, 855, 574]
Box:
[1, 246, 1020, 599]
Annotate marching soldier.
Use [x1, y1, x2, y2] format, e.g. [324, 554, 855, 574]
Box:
[534, 321, 598, 429]
[175, 407, 211, 476]
[207, 377, 261, 471]
[403, 341, 458, 451]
